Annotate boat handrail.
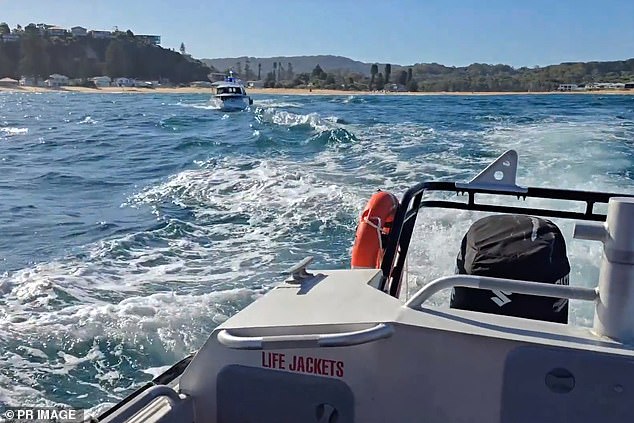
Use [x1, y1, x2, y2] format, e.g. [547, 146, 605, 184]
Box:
[380, 150, 634, 297]
[217, 323, 394, 350]
[404, 274, 598, 310]
[98, 385, 183, 423]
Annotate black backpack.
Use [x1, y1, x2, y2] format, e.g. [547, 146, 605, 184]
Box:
[449, 214, 570, 324]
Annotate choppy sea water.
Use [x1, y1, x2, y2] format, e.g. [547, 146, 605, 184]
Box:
[0, 92, 633, 414]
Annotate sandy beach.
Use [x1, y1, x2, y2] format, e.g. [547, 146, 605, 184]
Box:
[0, 85, 632, 96]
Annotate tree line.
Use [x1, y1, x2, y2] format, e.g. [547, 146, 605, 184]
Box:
[405, 60, 634, 92]
[235, 59, 634, 92]
[3, 22, 633, 92]
[0, 23, 214, 84]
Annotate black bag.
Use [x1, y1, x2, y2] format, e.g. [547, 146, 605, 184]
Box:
[449, 214, 570, 323]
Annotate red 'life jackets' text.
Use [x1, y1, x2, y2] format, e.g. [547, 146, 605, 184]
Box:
[261, 352, 344, 378]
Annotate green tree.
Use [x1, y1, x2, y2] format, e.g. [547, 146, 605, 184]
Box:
[398, 70, 407, 85]
[384, 63, 391, 85]
[258, 63, 261, 80]
[179, 42, 186, 54]
[0, 46, 12, 76]
[376, 72, 385, 90]
[370, 63, 378, 90]
[311, 64, 325, 79]
[24, 23, 38, 36]
[273, 62, 277, 81]
[287, 62, 294, 80]
[407, 79, 418, 92]
[407, 67, 413, 83]
[244, 62, 252, 80]
[293, 72, 310, 86]
[0, 22, 10, 35]
[19, 34, 49, 81]
[264, 71, 276, 87]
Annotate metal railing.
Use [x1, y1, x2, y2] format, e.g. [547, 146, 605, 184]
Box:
[404, 274, 598, 310]
[217, 323, 394, 350]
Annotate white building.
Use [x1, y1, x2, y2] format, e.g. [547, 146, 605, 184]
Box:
[45, 74, 69, 87]
[114, 77, 134, 87]
[19, 76, 45, 87]
[47, 26, 67, 37]
[0, 77, 19, 86]
[557, 84, 579, 91]
[137, 35, 161, 45]
[71, 26, 87, 37]
[89, 30, 113, 39]
[90, 76, 112, 87]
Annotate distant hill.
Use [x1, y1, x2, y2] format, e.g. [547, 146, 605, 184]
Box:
[0, 29, 214, 83]
[202, 55, 380, 77]
[202, 55, 634, 93]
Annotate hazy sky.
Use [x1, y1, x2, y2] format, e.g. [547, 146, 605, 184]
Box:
[2, 0, 633, 67]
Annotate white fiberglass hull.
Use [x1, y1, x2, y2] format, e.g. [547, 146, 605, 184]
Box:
[214, 95, 251, 111]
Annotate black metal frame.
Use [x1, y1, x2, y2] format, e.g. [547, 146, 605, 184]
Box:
[379, 181, 634, 297]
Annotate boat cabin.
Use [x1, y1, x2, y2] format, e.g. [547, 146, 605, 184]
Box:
[214, 85, 247, 96]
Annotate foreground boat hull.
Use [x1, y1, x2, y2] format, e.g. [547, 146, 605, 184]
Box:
[98, 268, 634, 423]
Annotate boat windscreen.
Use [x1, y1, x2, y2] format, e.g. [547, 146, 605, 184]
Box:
[217, 87, 243, 95]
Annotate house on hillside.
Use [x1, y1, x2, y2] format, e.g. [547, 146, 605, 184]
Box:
[47, 26, 68, 37]
[71, 26, 87, 37]
[45, 74, 69, 87]
[89, 30, 113, 39]
[36, 24, 50, 35]
[137, 35, 161, 45]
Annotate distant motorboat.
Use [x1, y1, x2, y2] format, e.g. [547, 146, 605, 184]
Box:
[211, 72, 253, 111]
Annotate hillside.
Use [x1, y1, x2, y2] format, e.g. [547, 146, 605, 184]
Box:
[203, 54, 634, 92]
[0, 28, 214, 84]
[202, 55, 376, 77]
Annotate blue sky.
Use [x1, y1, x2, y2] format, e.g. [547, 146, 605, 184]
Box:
[2, 0, 633, 67]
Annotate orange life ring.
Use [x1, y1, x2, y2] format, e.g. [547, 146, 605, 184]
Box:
[351, 190, 399, 269]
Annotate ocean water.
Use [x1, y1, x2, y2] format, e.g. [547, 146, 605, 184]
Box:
[0, 92, 633, 414]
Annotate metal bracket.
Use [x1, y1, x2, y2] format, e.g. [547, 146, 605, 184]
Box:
[282, 256, 314, 284]
[455, 149, 528, 194]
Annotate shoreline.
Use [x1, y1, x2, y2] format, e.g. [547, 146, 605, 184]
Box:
[0, 85, 632, 96]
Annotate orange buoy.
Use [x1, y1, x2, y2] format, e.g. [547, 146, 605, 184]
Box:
[351, 190, 399, 269]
